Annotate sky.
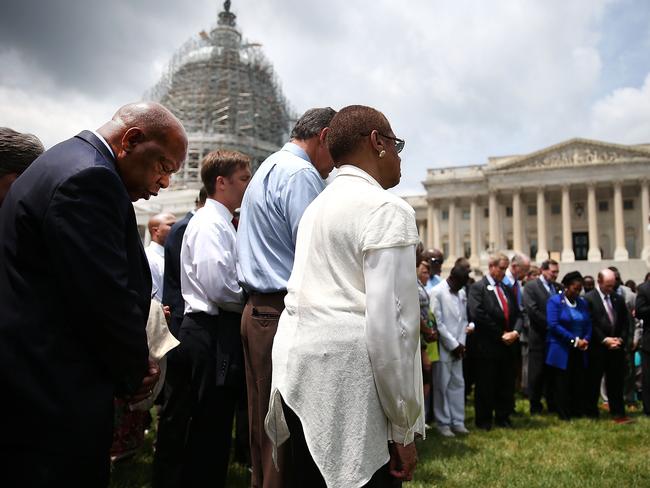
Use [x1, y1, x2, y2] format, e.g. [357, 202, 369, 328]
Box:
[1, 0, 650, 195]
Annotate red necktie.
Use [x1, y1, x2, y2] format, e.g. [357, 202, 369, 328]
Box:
[496, 284, 510, 327]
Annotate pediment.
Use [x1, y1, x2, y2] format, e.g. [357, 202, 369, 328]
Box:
[488, 138, 650, 172]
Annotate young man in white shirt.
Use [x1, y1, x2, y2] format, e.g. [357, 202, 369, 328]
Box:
[153, 150, 251, 488]
[144, 212, 176, 302]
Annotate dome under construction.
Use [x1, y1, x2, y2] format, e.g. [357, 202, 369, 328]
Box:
[147, 0, 293, 187]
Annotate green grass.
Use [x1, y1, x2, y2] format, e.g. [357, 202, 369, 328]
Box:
[110, 399, 650, 488]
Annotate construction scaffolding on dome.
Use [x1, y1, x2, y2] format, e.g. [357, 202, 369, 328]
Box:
[145, 0, 294, 188]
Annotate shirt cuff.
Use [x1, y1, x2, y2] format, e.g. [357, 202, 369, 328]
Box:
[388, 421, 416, 445]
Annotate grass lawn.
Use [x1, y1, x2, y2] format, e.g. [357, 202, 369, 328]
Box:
[110, 399, 650, 487]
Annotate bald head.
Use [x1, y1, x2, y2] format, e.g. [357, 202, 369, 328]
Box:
[597, 268, 617, 296]
[148, 212, 176, 246]
[98, 102, 188, 202]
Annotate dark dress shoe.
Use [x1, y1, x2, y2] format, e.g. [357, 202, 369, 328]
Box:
[495, 418, 513, 428]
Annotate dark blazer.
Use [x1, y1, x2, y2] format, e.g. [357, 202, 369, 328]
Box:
[162, 211, 193, 337]
[468, 276, 522, 357]
[635, 281, 650, 353]
[523, 278, 563, 351]
[584, 288, 629, 353]
[545, 294, 592, 370]
[0, 131, 151, 461]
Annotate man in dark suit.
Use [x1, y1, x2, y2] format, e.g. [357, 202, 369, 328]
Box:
[0, 102, 187, 486]
[635, 278, 650, 415]
[468, 253, 522, 430]
[523, 259, 562, 414]
[584, 268, 630, 422]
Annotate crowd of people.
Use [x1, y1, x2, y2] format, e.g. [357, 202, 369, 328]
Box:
[0, 102, 649, 488]
[416, 249, 650, 435]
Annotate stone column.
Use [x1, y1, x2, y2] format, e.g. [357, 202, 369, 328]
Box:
[512, 190, 523, 253]
[447, 199, 457, 263]
[418, 221, 426, 243]
[469, 198, 479, 267]
[587, 183, 601, 261]
[641, 180, 650, 261]
[561, 185, 575, 262]
[426, 200, 435, 248]
[488, 191, 499, 252]
[613, 181, 629, 261]
[535, 188, 548, 262]
[432, 203, 441, 249]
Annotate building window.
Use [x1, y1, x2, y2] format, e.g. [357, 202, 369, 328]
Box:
[624, 199, 634, 210]
[506, 206, 513, 217]
[529, 238, 538, 259]
[551, 204, 561, 215]
[527, 205, 537, 216]
[598, 201, 609, 212]
[484, 208, 489, 218]
[442, 210, 449, 220]
[506, 239, 513, 249]
[464, 241, 471, 258]
[462, 209, 470, 220]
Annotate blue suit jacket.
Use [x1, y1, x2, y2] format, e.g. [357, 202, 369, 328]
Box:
[162, 210, 193, 336]
[545, 294, 592, 370]
[0, 131, 151, 460]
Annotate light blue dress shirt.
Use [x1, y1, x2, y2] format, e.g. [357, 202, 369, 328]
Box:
[236, 142, 325, 293]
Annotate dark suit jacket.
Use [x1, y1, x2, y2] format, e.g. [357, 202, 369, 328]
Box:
[162, 211, 193, 337]
[0, 131, 151, 458]
[523, 278, 562, 351]
[468, 276, 522, 358]
[635, 281, 650, 353]
[584, 288, 629, 355]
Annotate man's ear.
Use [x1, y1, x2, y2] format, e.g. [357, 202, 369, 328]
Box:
[319, 127, 330, 144]
[370, 130, 384, 153]
[121, 127, 145, 153]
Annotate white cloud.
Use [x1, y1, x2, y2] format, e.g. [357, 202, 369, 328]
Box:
[589, 73, 650, 144]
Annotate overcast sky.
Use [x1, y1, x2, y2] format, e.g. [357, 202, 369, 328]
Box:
[1, 0, 649, 194]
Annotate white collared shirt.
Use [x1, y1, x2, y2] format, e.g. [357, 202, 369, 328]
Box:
[144, 241, 165, 302]
[486, 273, 505, 311]
[91, 130, 115, 158]
[180, 198, 244, 315]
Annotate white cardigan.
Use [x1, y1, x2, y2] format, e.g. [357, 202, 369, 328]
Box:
[265, 165, 425, 488]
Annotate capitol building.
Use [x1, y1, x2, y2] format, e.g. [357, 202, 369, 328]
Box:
[404, 138, 650, 281]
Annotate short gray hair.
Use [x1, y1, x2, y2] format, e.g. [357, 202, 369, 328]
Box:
[290, 107, 336, 140]
[511, 253, 530, 266]
[488, 253, 509, 267]
[0, 127, 44, 176]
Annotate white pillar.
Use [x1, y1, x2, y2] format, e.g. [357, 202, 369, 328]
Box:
[512, 190, 522, 253]
[426, 200, 435, 248]
[587, 183, 601, 261]
[561, 185, 575, 262]
[469, 198, 479, 268]
[641, 180, 650, 261]
[432, 203, 441, 249]
[489, 191, 499, 252]
[613, 181, 629, 261]
[536, 188, 548, 262]
[447, 200, 457, 263]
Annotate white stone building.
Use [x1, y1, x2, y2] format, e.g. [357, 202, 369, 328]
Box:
[404, 138, 650, 282]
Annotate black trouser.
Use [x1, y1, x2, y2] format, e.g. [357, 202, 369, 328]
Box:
[475, 349, 515, 428]
[553, 348, 587, 420]
[586, 347, 626, 418]
[528, 348, 555, 413]
[153, 311, 244, 488]
[282, 400, 401, 488]
[641, 350, 650, 415]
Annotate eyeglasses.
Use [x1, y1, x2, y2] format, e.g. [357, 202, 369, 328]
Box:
[360, 132, 405, 154]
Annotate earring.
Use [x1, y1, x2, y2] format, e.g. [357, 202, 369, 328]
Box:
[378, 150, 386, 158]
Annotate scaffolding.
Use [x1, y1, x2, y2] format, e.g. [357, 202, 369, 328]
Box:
[145, 1, 294, 187]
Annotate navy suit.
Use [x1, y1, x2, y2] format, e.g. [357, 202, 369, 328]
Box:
[162, 211, 193, 337]
[467, 276, 521, 428]
[0, 131, 151, 486]
[584, 288, 629, 418]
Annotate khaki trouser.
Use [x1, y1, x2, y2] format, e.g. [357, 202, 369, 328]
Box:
[241, 292, 287, 488]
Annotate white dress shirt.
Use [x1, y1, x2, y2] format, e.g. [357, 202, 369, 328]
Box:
[180, 198, 244, 315]
[144, 241, 165, 302]
[265, 165, 425, 488]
